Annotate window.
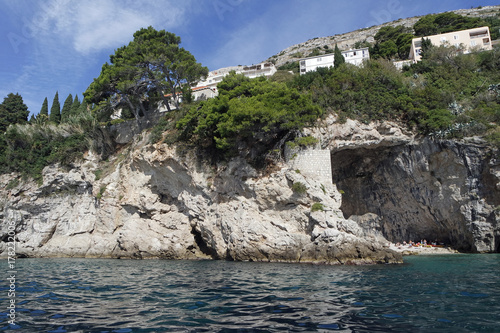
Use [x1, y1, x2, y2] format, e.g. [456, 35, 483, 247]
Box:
[300, 60, 306, 67]
[317, 57, 322, 62]
[471, 40, 477, 46]
[454, 35, 459, 40]
[353, 51, 357, 56]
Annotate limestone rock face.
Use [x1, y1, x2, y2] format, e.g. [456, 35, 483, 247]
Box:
[320, 120, 500, 253]
[2, 118, 498, 263]
[0, 137, 400, 264]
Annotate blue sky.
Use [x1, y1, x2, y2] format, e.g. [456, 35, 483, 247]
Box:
[0, 0, 498, 116]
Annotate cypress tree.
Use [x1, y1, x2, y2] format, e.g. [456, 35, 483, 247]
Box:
[334, 44, 345, 68]
[49, 91, 61, 124]
[61, 93, 73, 122]
[71, 95, 81, 115]
[40, 97, 49, 118]
[78, 99, 88, 114]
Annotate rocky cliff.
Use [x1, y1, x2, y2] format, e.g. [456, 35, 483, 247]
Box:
[1, 119, 499, 263]
[307, 116, 500, 253]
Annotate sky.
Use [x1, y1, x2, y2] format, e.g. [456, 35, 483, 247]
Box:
[0, 0, 498, 116]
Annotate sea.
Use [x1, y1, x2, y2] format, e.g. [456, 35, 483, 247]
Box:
[0, 254, 499, 332]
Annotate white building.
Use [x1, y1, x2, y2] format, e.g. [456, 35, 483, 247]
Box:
[409, 26, 492, 62]
[299, 48, 370, 74]
[160, 62, 277, 111]
[194, 62, 277, 91]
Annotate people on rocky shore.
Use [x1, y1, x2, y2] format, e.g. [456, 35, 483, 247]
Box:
[391, 239, 446, 250]
[388, 239, 456, 254]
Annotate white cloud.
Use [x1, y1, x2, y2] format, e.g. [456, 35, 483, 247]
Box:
[1, 0, 195, 114]
[29, 0, 190, 54]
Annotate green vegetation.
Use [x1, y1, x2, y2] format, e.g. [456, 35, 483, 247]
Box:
[0, 27, 206, 182]
[370, 25, 414, 60]
[292, 181, 307, 195]
[333, 44, 345, 67]
[414, 12, 484, 37]
[5, 178, 19, 191]
[277, 62, 300, 73]
[290, 44, 500, 139]
[311, 202, 324, 212]
[286, 135, 319, 149]
[49, 91, 61, 124]
[0, 109, 100, 182]
[369, 12, 499, 60]
[0, 93, 29, 132]
[1, 14, 500, 184]
[39, 97, 49, 120]
[84, 27, 208, 121]
[96, 185, 107, 200]
[94, 169, 103, 181]
[61, 93, 73, 123]
[176, 72, 321, 161]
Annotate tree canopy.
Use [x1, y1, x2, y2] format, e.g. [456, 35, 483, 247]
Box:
[333, 44, 345, 68]
[0, 93, 29, 132]
[49, 92, 61, 124]
[39, 97, 49, 119]
[61, 93, 73, 122]
[414, 12, 484, 37]
[370, 25, 413, 60]
[176, 72, 322, 156]
[84, 26, 208, 120]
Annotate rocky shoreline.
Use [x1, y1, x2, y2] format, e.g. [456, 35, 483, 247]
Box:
[388, 243, 459, 256]
[1, 119, 499, 263]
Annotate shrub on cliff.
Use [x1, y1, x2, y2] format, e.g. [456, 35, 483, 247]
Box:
[292, 60, 422, 125]
[291, 47, 500, 137]
[0, 111, 103, 182]
[0, 93, 29, 133]
[176, 72, 322, 158]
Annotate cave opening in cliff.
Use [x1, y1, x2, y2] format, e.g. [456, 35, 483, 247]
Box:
[330, 146, 470, 251]
[191, 226, 219, 259]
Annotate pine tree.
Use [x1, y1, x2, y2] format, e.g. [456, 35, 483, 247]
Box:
[71, 95, 81, 115]
[49, 91, 61, 124]
[61, 93, 73, 122]
[334, 44, 345, 68]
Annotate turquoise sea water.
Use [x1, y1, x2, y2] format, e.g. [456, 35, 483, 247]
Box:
[0, 254, 499, 332]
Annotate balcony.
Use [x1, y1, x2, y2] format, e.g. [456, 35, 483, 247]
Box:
[469, 30, 489, 39]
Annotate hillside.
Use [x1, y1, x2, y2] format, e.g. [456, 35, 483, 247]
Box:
[1, 7, 500, 263]
[268, 5, 500, 68]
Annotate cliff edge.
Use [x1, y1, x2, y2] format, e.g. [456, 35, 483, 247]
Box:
[2, 118, 499, 263]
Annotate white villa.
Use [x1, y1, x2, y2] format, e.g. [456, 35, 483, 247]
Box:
[299, 47, 370, 74]
[159, 61, 277, 111]
[194, 62, 277, 91]
[409, 26, 492, 62]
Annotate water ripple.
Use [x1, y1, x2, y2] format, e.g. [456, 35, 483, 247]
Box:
[0, 255, 499, 332]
